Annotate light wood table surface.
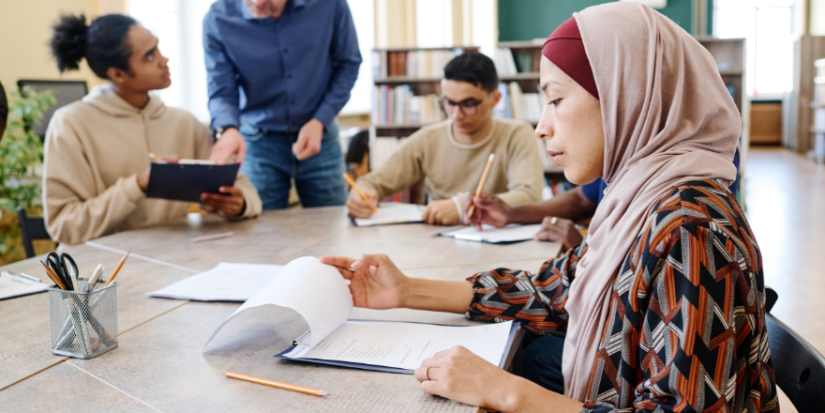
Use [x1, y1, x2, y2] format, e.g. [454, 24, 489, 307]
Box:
[0, 207, 561, 412]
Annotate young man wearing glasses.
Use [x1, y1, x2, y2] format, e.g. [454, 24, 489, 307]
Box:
[347, 52, 543, 225]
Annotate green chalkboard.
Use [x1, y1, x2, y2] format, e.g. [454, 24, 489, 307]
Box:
[498, 0, 698, 42]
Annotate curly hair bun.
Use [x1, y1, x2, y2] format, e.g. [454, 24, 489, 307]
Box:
[51, 14, 89, 73]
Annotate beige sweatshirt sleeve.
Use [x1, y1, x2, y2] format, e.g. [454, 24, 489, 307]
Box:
[42, 112, 146, 245]
[354, 134, 426, 200]
[495, 124, 544, 206]
[192, 121, 261, 219]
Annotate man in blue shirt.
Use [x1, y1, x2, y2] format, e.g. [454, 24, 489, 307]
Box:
[203, 0, 361, 210]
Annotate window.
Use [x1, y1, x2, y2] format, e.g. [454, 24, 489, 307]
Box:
[714, 0, 794, 97]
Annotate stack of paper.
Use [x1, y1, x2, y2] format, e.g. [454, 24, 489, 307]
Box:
[353, 203, 424, 227]
[0, 271, 47, 300]
[440, 224, 542, 244]
[147, 263, 284, 301]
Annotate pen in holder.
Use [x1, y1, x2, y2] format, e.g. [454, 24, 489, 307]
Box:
[47, 278, 118, 359]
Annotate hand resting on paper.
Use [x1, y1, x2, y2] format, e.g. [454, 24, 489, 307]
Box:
[421, 199, 459, 226]
[346, 188, 379, 218]
[137, 154, 180, 191]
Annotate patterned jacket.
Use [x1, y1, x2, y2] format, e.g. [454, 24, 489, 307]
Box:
[466, 179, 779, 412]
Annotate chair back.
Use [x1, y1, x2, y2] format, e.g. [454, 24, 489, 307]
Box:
[16, 207, 51, 258]
[767, 313, 825, 412]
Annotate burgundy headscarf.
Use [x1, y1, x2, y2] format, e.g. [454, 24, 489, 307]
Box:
[542, 17, 599, 100]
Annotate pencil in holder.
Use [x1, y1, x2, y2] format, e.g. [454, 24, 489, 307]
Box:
[47, 279, 118, 359]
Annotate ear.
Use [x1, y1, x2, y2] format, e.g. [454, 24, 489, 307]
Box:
[491, 89, 502, 106]
[107, 67, 127, 86]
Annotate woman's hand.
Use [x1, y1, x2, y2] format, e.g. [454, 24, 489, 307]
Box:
[533, 217, 583, 250]
[464, 193, 512, 230]
[319, 254, 408, 309]
[414, 346, 517, 412]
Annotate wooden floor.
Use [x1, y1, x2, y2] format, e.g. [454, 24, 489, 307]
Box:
[746, 147, 825, 413]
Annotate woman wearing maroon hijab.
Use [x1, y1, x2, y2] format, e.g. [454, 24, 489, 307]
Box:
[323, 3, 777, 412]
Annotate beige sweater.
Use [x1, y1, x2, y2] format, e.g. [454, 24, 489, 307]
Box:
[42, 85, 262, 245]
[357, 118, 543, 220]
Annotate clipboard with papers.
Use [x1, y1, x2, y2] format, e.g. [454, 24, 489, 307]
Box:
[146, 162, 240, 202]
[203, 257, 520, 375]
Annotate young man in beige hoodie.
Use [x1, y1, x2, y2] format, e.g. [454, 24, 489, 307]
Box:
[347, 53, 543, 225]
[44, 14, 262, 245]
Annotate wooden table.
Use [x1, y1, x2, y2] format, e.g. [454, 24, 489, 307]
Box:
[0, 207, 559, 412]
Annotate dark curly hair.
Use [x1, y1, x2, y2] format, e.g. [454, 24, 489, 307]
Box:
[0, 80, 7, 139]
[50, 14, 137, 79]
[444, 52, 499, 93]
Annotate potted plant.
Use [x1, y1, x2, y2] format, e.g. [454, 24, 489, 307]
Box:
[0, 86, 55, 264]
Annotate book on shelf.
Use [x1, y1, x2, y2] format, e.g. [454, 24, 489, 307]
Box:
[372, 85, 446, 125]
[372, 48, 474, 79]
[543, 175, 574, 200]
[493, 82, 543, 124]
[494, 48, 536, 76]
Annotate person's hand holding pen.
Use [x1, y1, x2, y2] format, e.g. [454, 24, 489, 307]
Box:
[137, 154, 181, 191]
[463, 193, 512, 230]
[345, 188, 379, 218]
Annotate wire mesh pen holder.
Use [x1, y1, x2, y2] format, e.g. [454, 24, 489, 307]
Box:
[47, 280, 118, 359]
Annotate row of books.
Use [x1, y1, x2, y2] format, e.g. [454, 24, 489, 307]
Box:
[370, 135, 410, 171]
[372, 85, 447, 125]
[544, 175, 574, 200]
[493, 82, 543, 124]
[494, 48, 537, 76]
[372, 48, 474, 79]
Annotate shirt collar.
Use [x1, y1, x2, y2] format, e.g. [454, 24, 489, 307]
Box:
[239, 0, 306, 20]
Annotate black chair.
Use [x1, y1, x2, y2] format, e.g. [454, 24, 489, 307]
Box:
[17, 207, 52, 258]
[765, 288, 825, 412]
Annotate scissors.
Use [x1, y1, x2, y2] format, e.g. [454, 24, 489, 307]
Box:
[46, 252, 79, 291]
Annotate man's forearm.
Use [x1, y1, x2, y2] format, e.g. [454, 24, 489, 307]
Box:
[508, 187, 597, 224]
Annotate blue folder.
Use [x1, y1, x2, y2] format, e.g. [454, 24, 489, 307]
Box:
[146, 163, 240, 202]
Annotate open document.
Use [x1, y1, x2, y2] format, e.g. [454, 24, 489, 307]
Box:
[439, 224, 542, 244]
[352, 203, 424, 226]
[0, 271, 47, 301]
[204, 257, 518, 374]
[147, 263, 284, 301]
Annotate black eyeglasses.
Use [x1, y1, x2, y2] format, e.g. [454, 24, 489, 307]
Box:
[439, 95, 488, 116]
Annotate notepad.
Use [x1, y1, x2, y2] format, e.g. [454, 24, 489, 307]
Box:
[147, 263, 284, 301]
[0, 271, 47, 301]
[352, 203, 424, 226]
[204, 257, 518, 374]
[146, 162, 241, 202]
[439, 224, 542, 244]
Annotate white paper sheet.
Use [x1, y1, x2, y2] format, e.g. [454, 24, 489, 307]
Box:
[0, 271, 47, 300]
[147, 263, 284, 301]
[353, 203, 424, 226]
[283, 320, 513, 371]
[440, 224, 542, 243]
[204, 257, 352, 348]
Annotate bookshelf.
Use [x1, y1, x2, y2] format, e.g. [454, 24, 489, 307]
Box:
[810, 59, 825, 164]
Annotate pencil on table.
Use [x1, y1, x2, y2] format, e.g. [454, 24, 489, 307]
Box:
[342, 173, 379, 213]
[466, 153, 496, 219]
[104, 251, 130, 287]
[226, 371, 328, 397]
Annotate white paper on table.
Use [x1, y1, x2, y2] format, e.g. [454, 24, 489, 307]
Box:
[353, 203, 424, 226]
[282, 320, 513, 371]
[204, 257, 352, 348]
[440, 224, 542, 243]
[0, 271, 47, 300]
[147, 263, 284, 301]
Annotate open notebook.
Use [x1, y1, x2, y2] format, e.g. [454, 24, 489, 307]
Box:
[352, 203, 424, 227]
[204, 257, 518, 374]
[439, 224, 542, 244]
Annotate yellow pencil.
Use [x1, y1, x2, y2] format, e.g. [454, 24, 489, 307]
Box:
[467, 154, 496, 219]
[104, 251, 130, 287]
[342, 173, 379, 212]
[41, 261, 67, 290]
[226, 371, 328, 397]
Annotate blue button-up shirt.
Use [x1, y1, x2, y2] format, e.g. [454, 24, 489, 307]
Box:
[203, 0, 362, 132]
